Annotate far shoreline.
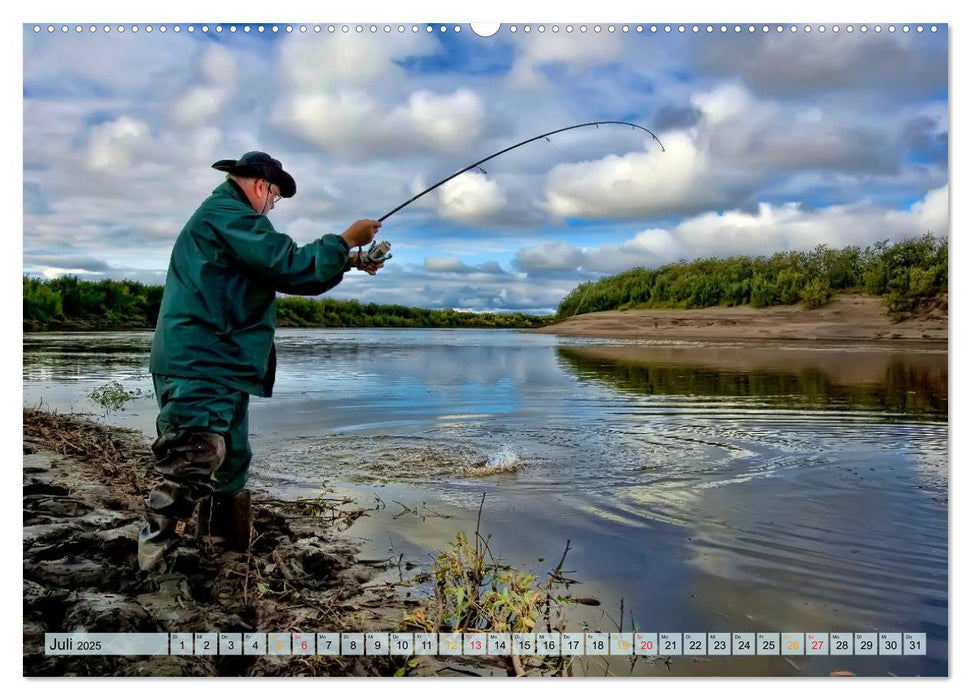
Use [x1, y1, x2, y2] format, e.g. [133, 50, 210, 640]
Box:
[21, 294, 948, 348]
[530, 294, 947, 347]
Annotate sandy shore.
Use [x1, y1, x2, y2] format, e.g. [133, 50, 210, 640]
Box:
[533, 295, 946, 345]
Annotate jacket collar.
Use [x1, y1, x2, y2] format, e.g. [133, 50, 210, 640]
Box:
[214, 178, 252, 207]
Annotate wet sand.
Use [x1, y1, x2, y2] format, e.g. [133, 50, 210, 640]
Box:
[533, 295, 946, 345]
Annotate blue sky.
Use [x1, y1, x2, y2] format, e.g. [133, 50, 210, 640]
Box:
[22, 23, 948, 313]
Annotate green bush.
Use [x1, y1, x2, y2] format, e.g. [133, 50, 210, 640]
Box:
[775, 269, 806, 305]
[750, 274, 776, 308]
[724, 278, 751, 306]
[801, 278, 832, 310]
[908, 267, 938, 297]
[23, 278, 63, 322]
[556, 235, 946, 320]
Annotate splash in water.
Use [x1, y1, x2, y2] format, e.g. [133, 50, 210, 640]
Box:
[465, 446, 522, 477]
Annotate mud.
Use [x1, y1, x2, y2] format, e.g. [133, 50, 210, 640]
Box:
[22, 408, 504, 677]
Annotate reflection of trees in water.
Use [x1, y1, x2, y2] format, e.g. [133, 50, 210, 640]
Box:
[24, 339, 150, 378]
[24, 354, 146, 371]
[556, 348, 947, 417]
[880, 362, 948, 416]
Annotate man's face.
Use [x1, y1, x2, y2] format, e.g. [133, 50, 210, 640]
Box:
[256, 178, 282, 215]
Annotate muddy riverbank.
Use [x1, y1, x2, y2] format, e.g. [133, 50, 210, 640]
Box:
[22, 409, 513, 677]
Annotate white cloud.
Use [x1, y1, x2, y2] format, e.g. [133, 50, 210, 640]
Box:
[673, 186, 948, 255]
[391, 90, 484, 150]
[38, 267, 98, 278]
[691, 82, 754, 123]
[86, 116, 153, 171]
[623, 228, 682, 260]
[200, 44, 238, 84]
[271, 32, 488, 157]
[887, 185, 949, 237]
[514, 242, 587, 273]
[424, 257, 471, 273]
[542, 83, 907, 220]
[172, 46, 238, 127]
[695, 32, 947, 99]
[422, 257, 512, 276]
[518, 186, 949, 274]
[23, 32, 196, 96]
[543, 131, 716, 218]
[173, 86, 229, 127]
[329, 264, 562, 314]
[436, 171, 506, 223]
[507, 32, 624, 88]
[282, 89, 376, 148]
[279, 32, 439, 90]
[277, 87, 486, 157]
[692, 84, 896, 174]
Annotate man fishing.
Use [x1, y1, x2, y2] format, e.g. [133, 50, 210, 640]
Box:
[140, 151, 385, 571]
[138, 123, 659, 572]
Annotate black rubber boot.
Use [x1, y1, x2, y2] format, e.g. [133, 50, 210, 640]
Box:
[138, 430, 226, 572]
[198, 490, 252, 553]
[137, 479, 200, 571]
[137, 515, 183, 572]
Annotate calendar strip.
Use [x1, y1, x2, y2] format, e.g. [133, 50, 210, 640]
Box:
[44, 632, 927, 656]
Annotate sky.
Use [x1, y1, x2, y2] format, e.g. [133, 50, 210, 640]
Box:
[22, 23, 949, 314]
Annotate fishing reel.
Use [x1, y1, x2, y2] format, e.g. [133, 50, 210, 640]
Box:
[352, 240, 393, 270]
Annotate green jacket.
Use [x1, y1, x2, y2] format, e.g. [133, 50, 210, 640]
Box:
[150, 179, 350, 397]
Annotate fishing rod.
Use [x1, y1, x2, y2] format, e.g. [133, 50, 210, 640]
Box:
[379, 121, 664, 222]
[354, 121, 665, 268]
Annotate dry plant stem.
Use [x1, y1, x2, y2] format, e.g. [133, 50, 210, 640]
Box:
[475, 492, 485, 553]
[241, 531, 264, 606]
[511, 654, 526, 677]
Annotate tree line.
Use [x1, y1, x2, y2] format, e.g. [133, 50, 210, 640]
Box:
[22, 275, 551, 331]
[23, 276, 164, 330]
[556, 235, 947, 320]
[275, 297, 549, 329]
[23, 235, 948, 331]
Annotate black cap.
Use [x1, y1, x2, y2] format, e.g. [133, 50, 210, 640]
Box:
[212, 151, 296, 198]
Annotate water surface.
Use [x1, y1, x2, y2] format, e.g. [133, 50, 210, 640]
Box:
[23, 329, 948, 675]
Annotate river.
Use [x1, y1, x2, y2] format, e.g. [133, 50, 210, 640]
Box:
[23, 328, 948, 676]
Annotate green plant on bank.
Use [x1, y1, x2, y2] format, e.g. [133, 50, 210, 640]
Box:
[557, 234, 947, 320]
[400, 525, 576, 676]
[87, 381, 150, 413]
[800, 277, 832, 310]
[409, 531, 547, 633]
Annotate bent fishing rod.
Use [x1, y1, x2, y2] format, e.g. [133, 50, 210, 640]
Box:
[354, 121, 665, 267]
[379, 120, 664, 222]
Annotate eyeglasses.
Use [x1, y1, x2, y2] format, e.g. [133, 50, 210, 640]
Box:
[263, 180, 282, 204]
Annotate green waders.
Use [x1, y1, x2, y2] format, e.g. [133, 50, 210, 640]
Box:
[137, 374, 253, 571]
